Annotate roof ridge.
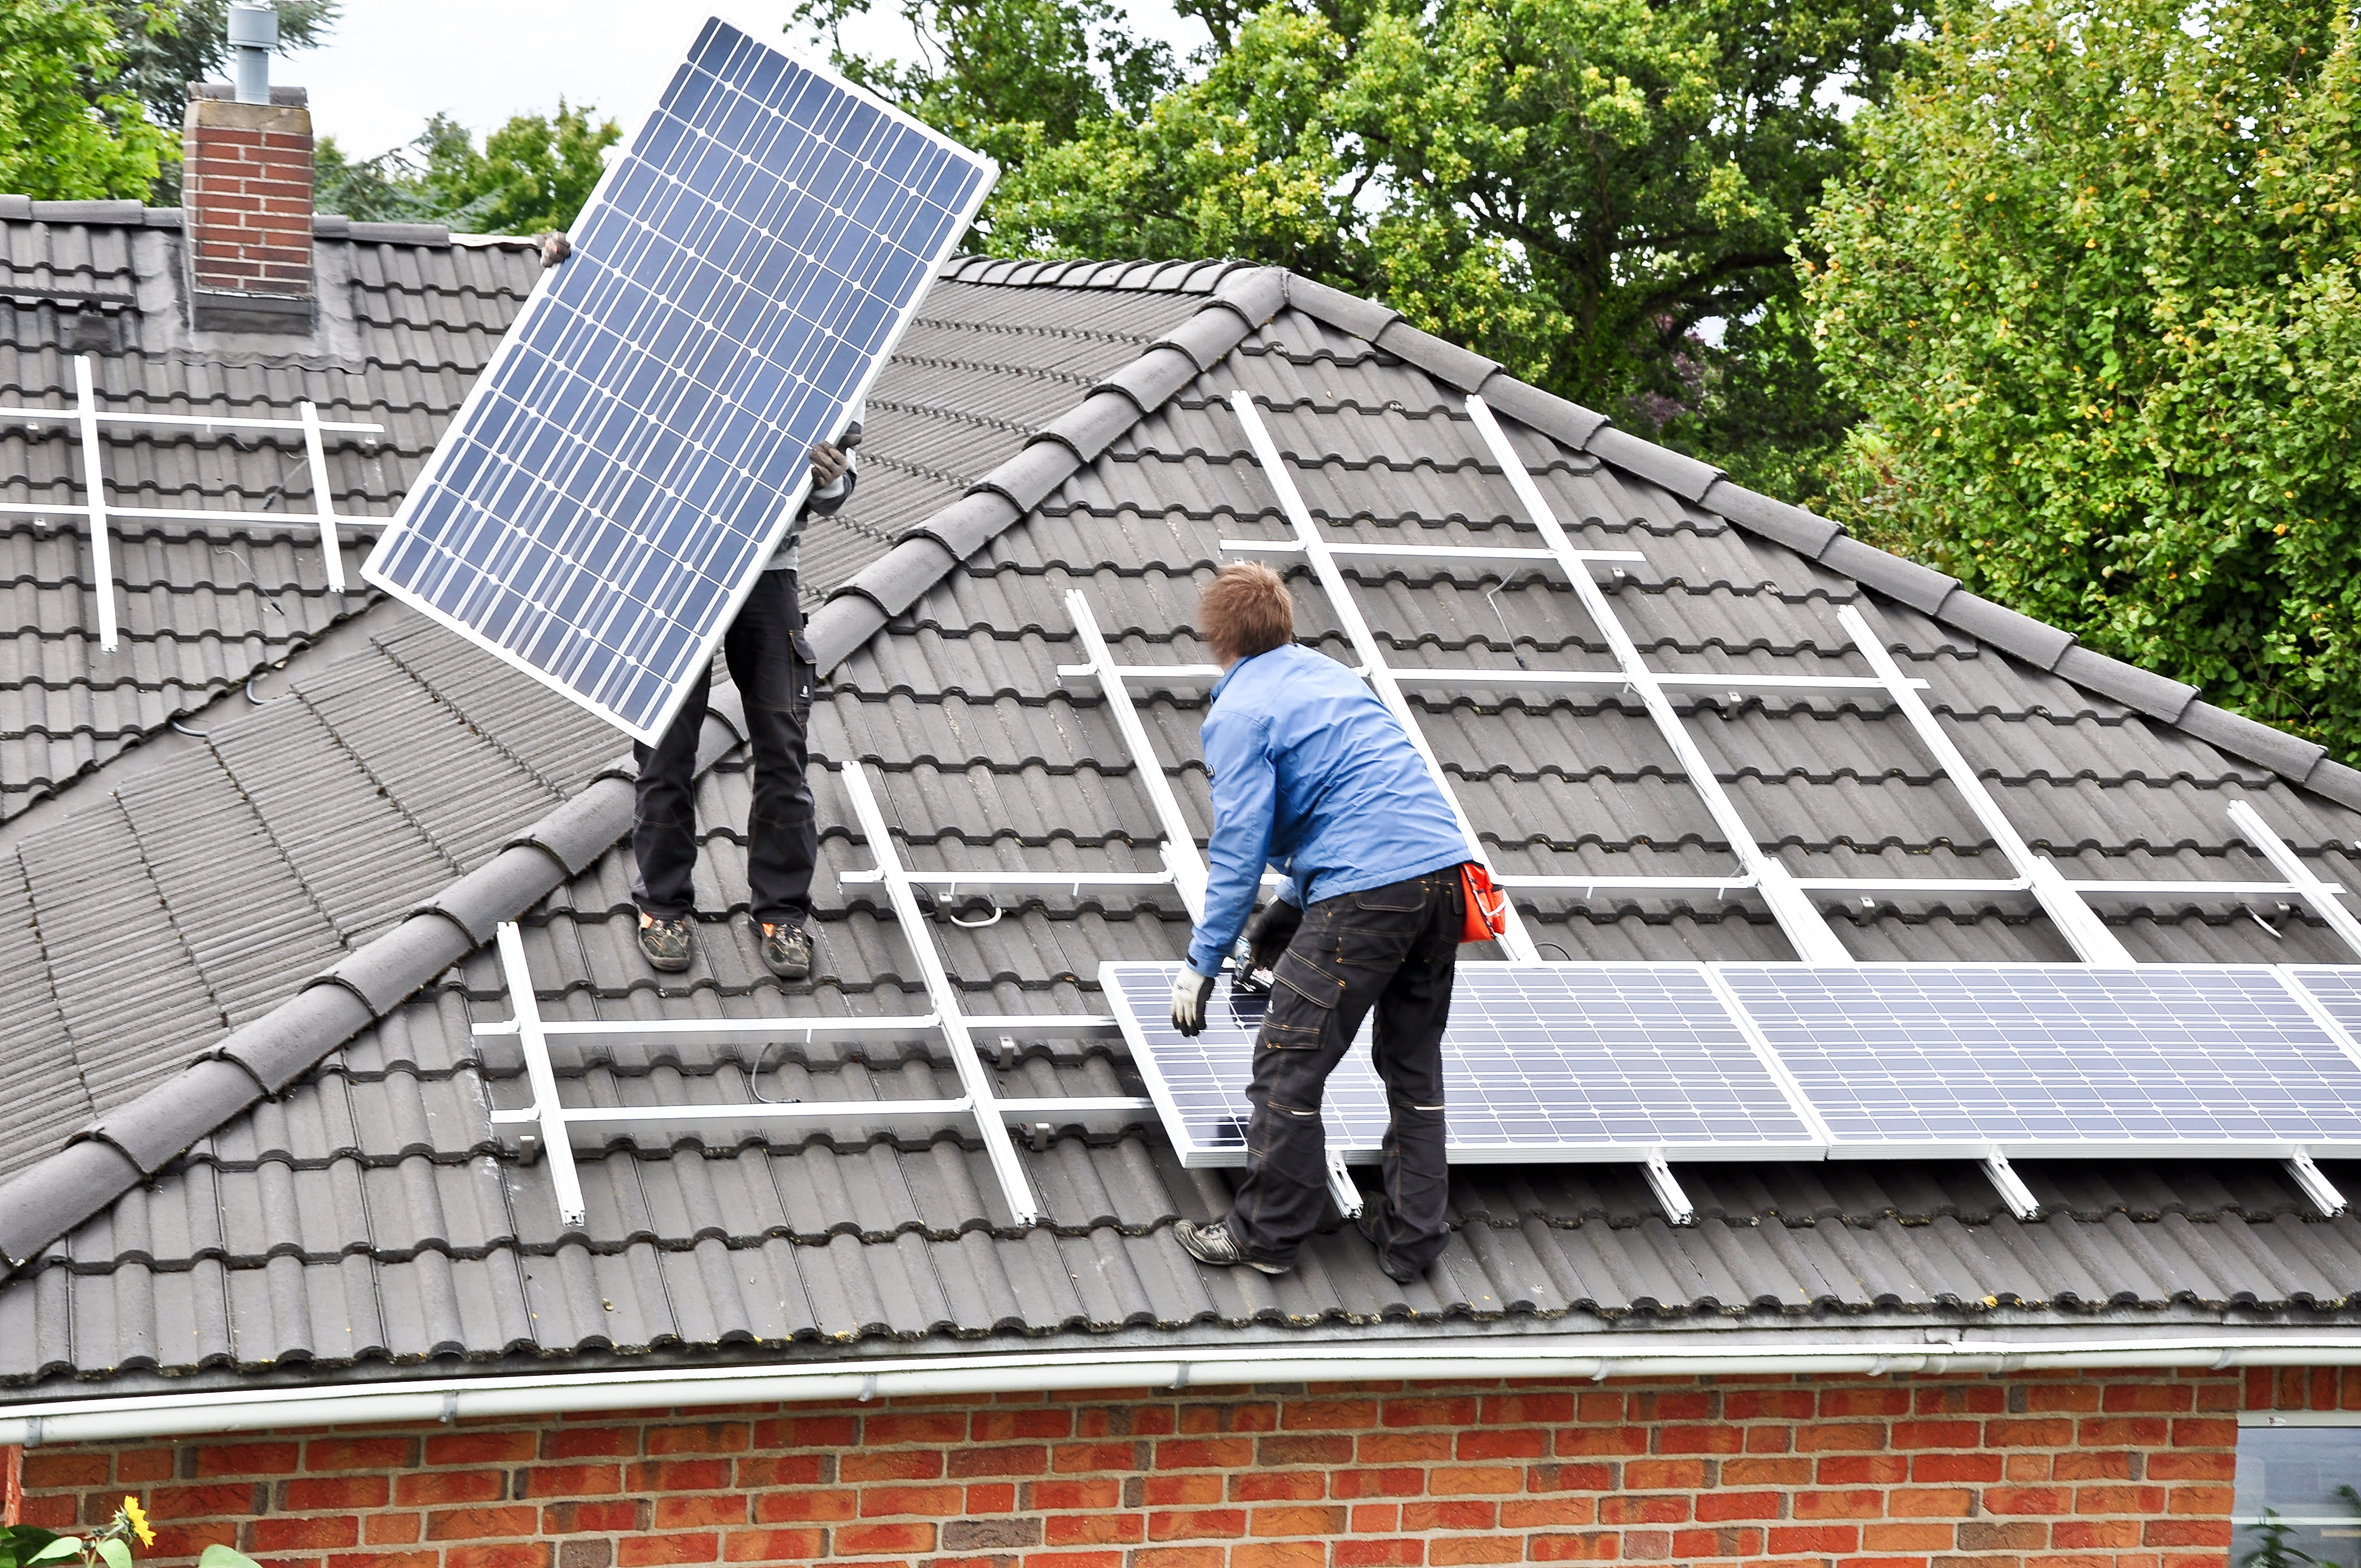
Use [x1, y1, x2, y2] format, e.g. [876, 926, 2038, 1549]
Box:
[1265, 279, 2361, 814]
[0, 265, 1290, 1281]
[937, 254, 1253, 293]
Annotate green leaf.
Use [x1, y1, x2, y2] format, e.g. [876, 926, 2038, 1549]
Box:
[0, 1526, 65, 1568]
[94, 1540, 132, 1568]
[197, 1547, 266, 1568]
[25, 1538, 82, 1566]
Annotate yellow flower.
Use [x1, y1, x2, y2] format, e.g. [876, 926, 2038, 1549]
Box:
[123, 1495, 155, 1548]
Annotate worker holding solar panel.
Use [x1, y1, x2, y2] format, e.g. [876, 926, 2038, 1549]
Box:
[629, 413, 862, 979]
[1171, 563, 1503, 1283]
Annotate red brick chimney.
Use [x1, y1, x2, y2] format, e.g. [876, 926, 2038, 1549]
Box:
[181, 1, 315, 335]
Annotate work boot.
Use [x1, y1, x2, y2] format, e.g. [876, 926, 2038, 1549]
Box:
[638, 912, 693, 973]
[1174, 1219, 1288, 1275]
[759, 919, 812, 981]
[1356, 1205, 1423, 1284]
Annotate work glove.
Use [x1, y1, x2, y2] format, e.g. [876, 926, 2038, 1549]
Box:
[1245, 898, 1304, 975]
[1170, 968, 1217, 1037]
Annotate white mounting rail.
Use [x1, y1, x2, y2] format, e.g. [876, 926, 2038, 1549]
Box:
[1226, 389, 1544, 962]
[1222, 390, 2361, 968]
[1056, 588, 1211, 923]
[1460, 393, 1853, 965]
[839, 758, 1047, 1223]
[0, 354, 387, 646]
[476, 906, 1139, 1230]
[2229, 799, 2361, 958]
[1834, 603, 2136, 967]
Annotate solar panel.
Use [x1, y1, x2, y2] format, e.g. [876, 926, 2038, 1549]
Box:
[361, 19, 995, 743]
[1720, 963, 2361, 1157]
[1101, 962, 1822, 1166]
[2284, 967, 2361, 1042]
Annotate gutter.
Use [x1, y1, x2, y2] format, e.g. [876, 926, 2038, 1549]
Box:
[5, 1333, 2358, 1446]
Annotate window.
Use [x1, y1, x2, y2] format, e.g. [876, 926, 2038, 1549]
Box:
[2238, 1419, 2361, 1567]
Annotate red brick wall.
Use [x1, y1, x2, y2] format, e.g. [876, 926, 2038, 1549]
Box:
[181, 99, 314, 298]
[5, 1369, 2294, 1568]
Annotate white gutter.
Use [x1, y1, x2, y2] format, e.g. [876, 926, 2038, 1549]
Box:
[8, 1335, 2361, 1445]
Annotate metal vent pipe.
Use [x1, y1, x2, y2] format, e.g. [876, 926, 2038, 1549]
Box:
[226, 1, 277, 104]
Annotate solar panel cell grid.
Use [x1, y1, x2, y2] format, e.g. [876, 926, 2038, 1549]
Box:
[365, 19, 994, 742]
[1722, 964, 2361, 1153]
[1103, 962, 1821, 1166]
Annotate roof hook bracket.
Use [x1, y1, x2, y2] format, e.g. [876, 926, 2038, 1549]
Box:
[2287, 1151, 2348, 1218]
[1325, 1148, 1363, 1221]
[1983, 1152, 2041, 1221]
[1644, 1152, 1695, 1226]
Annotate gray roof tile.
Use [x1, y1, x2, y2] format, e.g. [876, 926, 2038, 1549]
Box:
[8, 252, 2361, 1400]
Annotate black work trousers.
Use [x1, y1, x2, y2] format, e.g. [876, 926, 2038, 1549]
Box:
[1224, 867, 1464, 1275]
[630, 569, 818, 928]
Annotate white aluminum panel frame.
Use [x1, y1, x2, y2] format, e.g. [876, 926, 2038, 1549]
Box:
[358, 34, 999, 748]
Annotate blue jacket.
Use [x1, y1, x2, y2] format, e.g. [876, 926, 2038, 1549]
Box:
[1185, 643, 1471, 976]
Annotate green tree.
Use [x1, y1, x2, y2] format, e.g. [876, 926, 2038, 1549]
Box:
[1804, 0, 2361, 756]
[312, 131, 423, 222]
[799, 0, 1177, 171]
[411, 100, 621, 233]
[314, 101, 622, 233]
[0, 0, 173, 199]
[99, 0, 338, 131]
[856, 0, 1914, 499]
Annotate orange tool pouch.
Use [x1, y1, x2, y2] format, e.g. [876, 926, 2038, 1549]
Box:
[1459, 862, 1509, 944]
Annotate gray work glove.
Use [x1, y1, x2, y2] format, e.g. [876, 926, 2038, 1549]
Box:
[1246, 898, 1303, 974]
[1170, 968, 1217, 1037]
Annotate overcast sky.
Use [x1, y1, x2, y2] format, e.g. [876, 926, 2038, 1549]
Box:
[289, 1, 1210, 157]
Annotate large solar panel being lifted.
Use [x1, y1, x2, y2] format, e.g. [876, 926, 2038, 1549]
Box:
[1102, 962, 1821, 1166]
[362, 19, 994, 743]
[1720, 963, 2361, 1157]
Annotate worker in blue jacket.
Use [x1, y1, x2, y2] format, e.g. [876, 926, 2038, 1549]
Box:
[1170, 562, 1473, 1283]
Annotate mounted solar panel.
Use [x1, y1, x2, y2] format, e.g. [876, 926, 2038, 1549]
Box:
[1101, 962, 1823, 1166]
[1720, 963, 2361, 1158]
[2283, 967, 2361, 1041]
[361, 19, 995, 743]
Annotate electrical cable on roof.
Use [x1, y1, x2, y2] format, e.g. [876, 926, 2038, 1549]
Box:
[1483, 581, 1530, 670]
[746, 1037, 803, 1106]
[168, 716, 209, 738]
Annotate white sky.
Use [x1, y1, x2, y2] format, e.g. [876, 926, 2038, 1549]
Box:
[290, 0, 1210, 158]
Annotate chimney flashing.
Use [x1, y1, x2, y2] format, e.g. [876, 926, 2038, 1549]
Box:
[181, 91, 317, 334]
[189, 81, 307, 107]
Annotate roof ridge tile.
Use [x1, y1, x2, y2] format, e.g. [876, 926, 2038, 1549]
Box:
[1371, 318, 1499, 393]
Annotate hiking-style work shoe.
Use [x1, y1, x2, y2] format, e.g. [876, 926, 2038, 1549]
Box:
[759, 919, 812, 981]
[1174, 1219, 1288, 1275]
[638, 913, 693, 973]
[1356, 1205, 1422, 1284]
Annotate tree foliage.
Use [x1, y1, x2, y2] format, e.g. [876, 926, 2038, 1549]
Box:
[0, 0, 173, 199]
[314, 100, 622, 234]
[804, 0, 1917, 499]
[1805, 0, 2361, 756]
[804, 0, 1178, 170]
[99, 0, 338, 130]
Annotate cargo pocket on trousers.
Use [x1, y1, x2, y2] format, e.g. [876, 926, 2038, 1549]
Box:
[789, 631, 817, 724]
[1261, 948, 1343, 1048]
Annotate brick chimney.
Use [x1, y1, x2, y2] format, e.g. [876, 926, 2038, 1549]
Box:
[181, 3, 314, 333]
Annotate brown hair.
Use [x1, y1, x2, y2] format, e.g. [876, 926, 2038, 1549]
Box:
[1198, 562, 1296, 663]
